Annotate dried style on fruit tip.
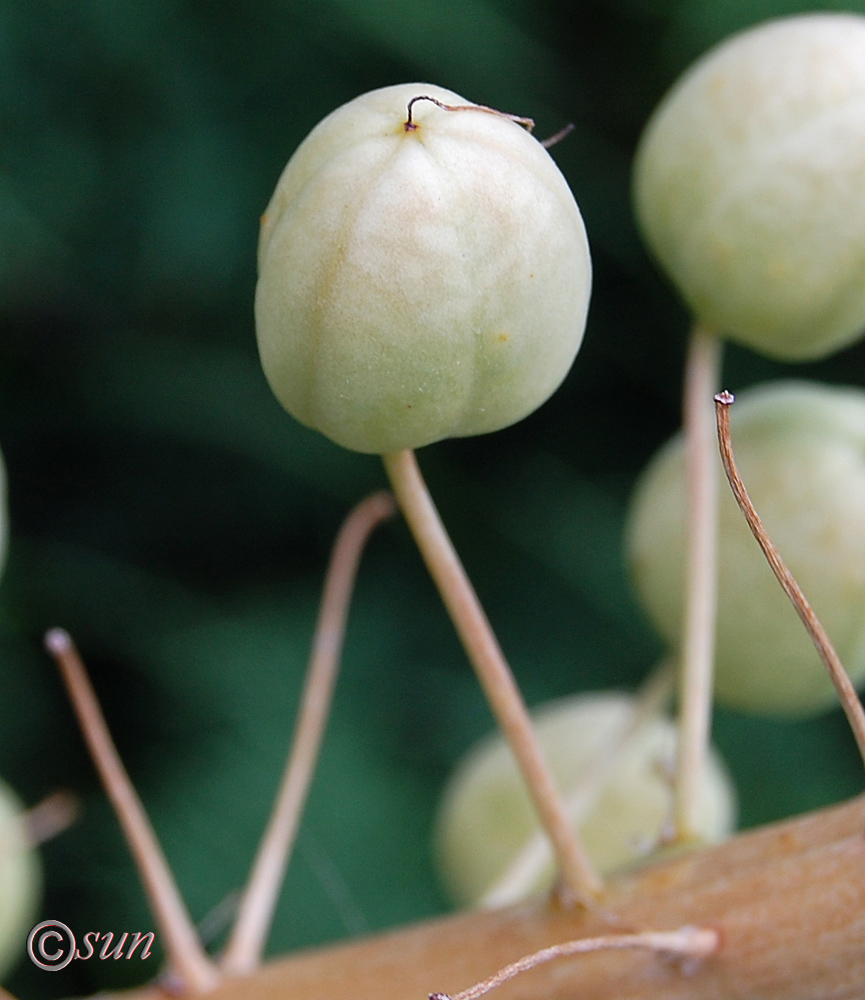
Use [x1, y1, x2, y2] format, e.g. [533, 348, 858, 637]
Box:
[634, 13, 865, 360]
[256, 83, 591, 454]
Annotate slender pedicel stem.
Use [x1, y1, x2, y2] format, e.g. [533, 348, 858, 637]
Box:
[382, 449, 602, 905]
[221, 491, 396, 975]
[44, 629, 219, 994]
[480, 661, 675, 909]
[674, 324, 723, 842]
[714, 392, 865, 769]
[429, 925, 720, 1000]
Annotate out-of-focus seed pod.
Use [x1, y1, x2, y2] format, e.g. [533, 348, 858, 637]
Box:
[0, 778, 41, 978]
[633, 14, 865, 360]
[434, 691, 735, 907]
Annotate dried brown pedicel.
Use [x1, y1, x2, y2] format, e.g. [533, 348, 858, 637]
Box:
[628, 381, 865, 715]
[713, 391, 865, 765]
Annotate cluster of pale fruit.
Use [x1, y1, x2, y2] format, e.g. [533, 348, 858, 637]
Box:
[4, 12, 865, 978]
[255, 11, 865, 908]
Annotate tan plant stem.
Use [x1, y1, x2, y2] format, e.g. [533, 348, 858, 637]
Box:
[44, 629, 220, 993]
[714, 391, 865, 768]
[103, 793, 865, 1000]
[221, 491, 396, 975]
[674, 324, 723, 841]
[382, 449, 602, 905]
[429, 925, 719, 1000]
[480, 661, 675, 909]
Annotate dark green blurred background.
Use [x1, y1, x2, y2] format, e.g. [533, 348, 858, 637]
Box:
[3, 1, 865, 995]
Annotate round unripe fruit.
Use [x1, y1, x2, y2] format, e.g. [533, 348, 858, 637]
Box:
[633, 14, 865, 360]
[256, 84, 591, 454]
[434, 691, 735, 908]
[0, 778, 41, 978]
[627, 381, 865, 716]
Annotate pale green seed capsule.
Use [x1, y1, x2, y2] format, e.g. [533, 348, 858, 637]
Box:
[0, 447, 7, 579]
[0, 778, 41, 978]
[633, 14, 865, 360]
[256, 84, 591, 453]
[627, 382, 865, 716]
[434, 691, 735, 908]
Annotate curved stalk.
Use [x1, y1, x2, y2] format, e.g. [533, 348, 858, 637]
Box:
[382, 449, 602, 905]
[430, 924, 718, 1000]
[221, 491, 395, 975]
[714, 392, 865, 768]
